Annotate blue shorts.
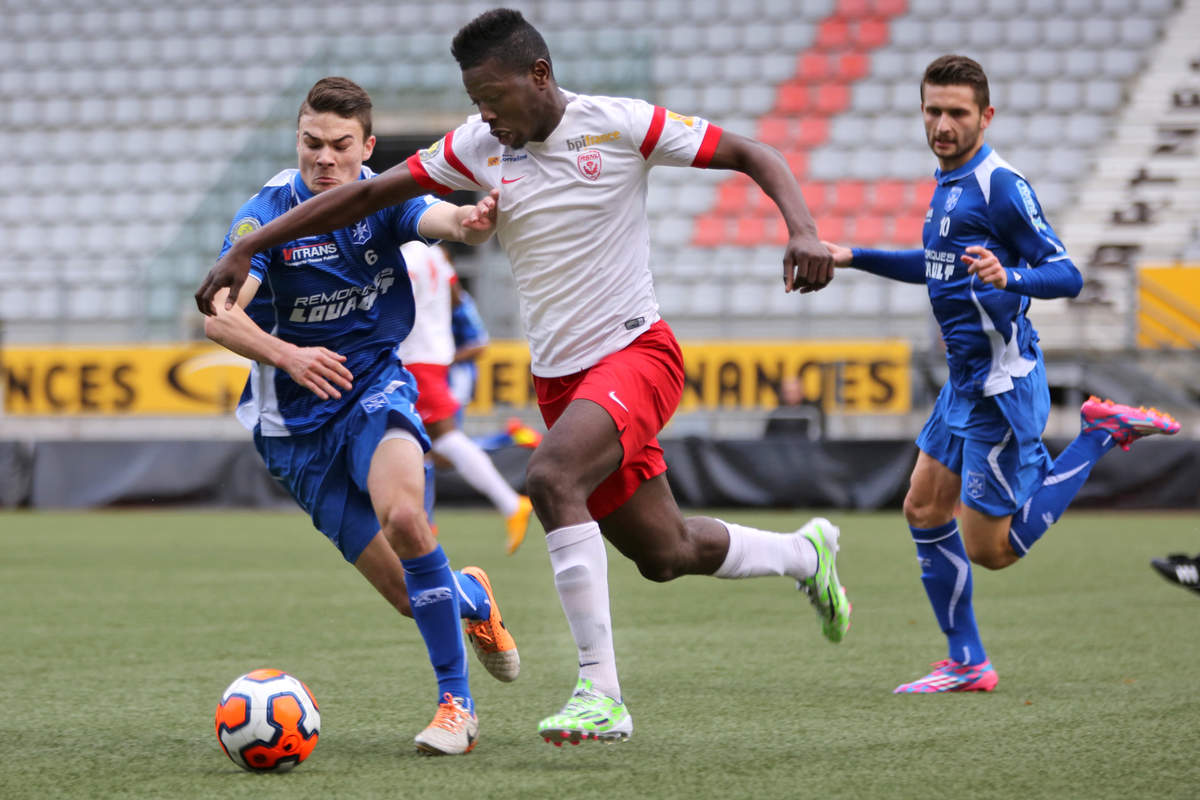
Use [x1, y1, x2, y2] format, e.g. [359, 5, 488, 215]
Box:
[916, 367, 1053, 517]
[254, 362, 431, 564]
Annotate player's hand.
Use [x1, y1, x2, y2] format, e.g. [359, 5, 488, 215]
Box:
[196, 244, 253, 316]
[962, 245, 1007, 289]
[280, 345, 354, 400]
[462, 188, 500, 231]
[821, 240, 854, 267]
[784, 232, 835, 293]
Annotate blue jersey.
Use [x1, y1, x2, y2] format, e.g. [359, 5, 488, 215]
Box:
[220, 167, 440, 436]
[854, 144, 1081, 400]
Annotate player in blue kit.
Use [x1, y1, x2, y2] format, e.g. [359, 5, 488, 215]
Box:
[823, 55, 1180, 693]
[201, 77, 515, 754]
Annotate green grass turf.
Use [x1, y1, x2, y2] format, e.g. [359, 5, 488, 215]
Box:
[2, 508, 1198, 799]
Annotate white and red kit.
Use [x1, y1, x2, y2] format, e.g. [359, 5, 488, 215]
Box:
[406, 90, 722, 378]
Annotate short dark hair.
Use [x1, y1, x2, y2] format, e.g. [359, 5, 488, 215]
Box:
[921, 54, 990, 110]
[451, 8, 552, 73]
[298, 76, 373, 139]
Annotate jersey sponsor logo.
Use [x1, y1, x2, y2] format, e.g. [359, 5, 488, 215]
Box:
[566, 131, 621, 151]
[944, 185, 963, 213]
[666, 110, 698, 128]
[230, 217, 260, 242]
[1014, 179, 1048, 232]
[501, 175, 526, 184]
[418, 139, 443, 162]
[288, 268, 397, 323]
[577, 149, 602, 181]
[351, 219, 372, 245]
[487, 152, 530, 166]
[924, 249, 957, 281]
[283, 240, 340, 266]
[965, 471, 986, 499]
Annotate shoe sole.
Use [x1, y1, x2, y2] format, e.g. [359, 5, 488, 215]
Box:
[538, 727, 631, 746]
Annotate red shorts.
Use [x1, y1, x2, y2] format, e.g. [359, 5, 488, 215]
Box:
[532, 320, 684, 520]
[406, 363, 459, 425]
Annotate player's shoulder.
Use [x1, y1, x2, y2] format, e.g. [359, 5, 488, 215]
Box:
[230, 169, 297, 226]
[970, 148, 1037, 205]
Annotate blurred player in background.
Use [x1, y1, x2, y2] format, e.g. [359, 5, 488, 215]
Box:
[197, 9, 847, 745]
[398, 240, 533, 554]
[201, 77, 519, 755]
[823, 55, 1181, 694]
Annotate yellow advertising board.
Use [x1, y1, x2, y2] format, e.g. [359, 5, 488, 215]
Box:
[2, 344, 251, 415]
[2, 339, 910, 416]
[471, 339, 911, 414]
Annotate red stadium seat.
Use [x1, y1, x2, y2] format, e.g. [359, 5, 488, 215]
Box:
[870, 180, 908, 212]
[853, 214, 888, 246]
[783, 149, 809, 178]
[692, 215, 729, 247]
[832, 180, 867, 214]
[835, 51, 872, 81]
[891, 214, 925, 244]
[803, 182, 829, 216]
[794, 117, 830, 148]
[776, 84, 808, 114]
[715, 181, 749, 214]
[814, 84, 850, 115]
[734, 215, 767, 247]
[756, 117, 791, 148]
[797, 53, 832, 82]
[853, 18, 890, 50]
[813, 215, 844, 242]
[815, 18, 851, 51]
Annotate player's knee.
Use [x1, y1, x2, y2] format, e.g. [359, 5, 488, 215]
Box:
[632, 550, 683, 583]
[903, 491, 948, 528]
[525, 452, 577, 509]
[380, 502, 427, 549]
[965, 539, 1017, 570]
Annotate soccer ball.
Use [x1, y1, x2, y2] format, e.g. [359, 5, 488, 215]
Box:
[215, 668, 320, 772]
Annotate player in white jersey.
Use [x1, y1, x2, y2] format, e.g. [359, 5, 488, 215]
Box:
[201, 77, 519, 755]
[197, 9, 849, 744]
[399, 240, 533, 554]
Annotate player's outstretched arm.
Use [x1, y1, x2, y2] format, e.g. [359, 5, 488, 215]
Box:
[705, 131, 832, 293]
[418, 188, 499, 246]
[203, 282, 353, 401]
[195, 163, 429, 315]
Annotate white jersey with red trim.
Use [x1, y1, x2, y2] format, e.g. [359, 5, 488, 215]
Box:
[407, 90, 722, 377]
[396, 241, 457, 367]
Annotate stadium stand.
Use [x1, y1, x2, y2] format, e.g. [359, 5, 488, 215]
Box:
[0, 0, 1193, 357]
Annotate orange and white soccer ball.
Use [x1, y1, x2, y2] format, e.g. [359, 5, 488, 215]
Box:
[215, 668, 320, 772]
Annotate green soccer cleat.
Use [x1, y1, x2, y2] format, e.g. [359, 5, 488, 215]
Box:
[537, 678, 632, 745]
[797, 517, 851, 643]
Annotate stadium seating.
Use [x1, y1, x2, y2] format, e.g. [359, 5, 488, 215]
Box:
[0, 0, 1187, 346]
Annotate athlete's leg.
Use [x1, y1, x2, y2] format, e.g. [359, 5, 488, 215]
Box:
[902, 451, 989, 669]
[525, 398, 625, 701]
[366, 434, 474, 731]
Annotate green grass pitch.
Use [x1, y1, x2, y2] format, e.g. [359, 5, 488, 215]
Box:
[2, 508, 1198, 799]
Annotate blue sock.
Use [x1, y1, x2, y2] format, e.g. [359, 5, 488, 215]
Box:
[454, 570, 491, 622]
[402, 545, 472, 711]
[911, 522, 986, 665]
[1009, 429, 1112, 557]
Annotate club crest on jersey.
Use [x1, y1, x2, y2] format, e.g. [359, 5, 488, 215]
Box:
[351, 219, 371, 245]
[965, 471, 985, 499]
[944, 185, 963, 213]
[230, 217, 260, 242]
[418, 139, 442, 162]
[577, 149, 602, 181]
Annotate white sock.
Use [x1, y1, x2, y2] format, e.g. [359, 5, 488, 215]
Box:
[545, 521, 621, 700]
[713, 521, 817, 581]
[431, 429, 521, 516]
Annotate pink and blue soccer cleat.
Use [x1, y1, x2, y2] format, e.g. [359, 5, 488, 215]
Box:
[1080, 396, 1180, 452]
[894, 659, 998, 694]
